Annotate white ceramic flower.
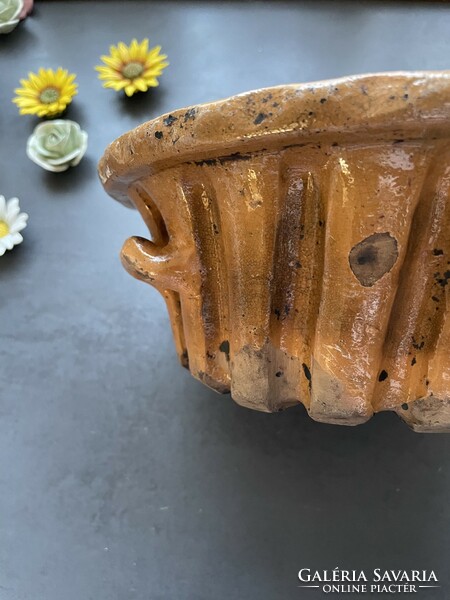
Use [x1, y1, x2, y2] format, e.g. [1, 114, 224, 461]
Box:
[0, 0, 23, 34]
[0, 196, 28, 256]
[26, 120, 88, 173]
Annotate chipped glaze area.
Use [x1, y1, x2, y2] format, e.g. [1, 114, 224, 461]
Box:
[98, 72, 450, 432]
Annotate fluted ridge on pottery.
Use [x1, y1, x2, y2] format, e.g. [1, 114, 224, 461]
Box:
[99, 72, 450, 432]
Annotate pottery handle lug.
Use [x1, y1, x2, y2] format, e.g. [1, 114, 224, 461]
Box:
[120, 236, 174, 288]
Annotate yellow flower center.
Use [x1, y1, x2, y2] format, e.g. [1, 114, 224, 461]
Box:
[39, 87, 60, 104]
[122, 62, 144, 80]
[0, 221, 10, 238]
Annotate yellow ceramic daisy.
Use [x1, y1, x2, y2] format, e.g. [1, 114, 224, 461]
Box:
[13, 68, 78, 118]
[96, 39, 169, 97]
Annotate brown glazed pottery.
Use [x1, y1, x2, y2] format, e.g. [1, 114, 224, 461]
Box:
[98, 71, 450, 432]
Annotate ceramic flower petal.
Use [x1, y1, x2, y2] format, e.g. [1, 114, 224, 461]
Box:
[0, 195, 28, 256]
[95, 38, 168, 96]
[0, 0, 23, 33]
[13, 68, 78, 117]
[27, 120, 88, 172]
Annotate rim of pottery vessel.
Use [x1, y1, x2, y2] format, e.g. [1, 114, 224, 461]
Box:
[98, 70, 450, 207]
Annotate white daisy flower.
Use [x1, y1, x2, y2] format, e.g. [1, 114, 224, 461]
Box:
[0, 195, 28, 256]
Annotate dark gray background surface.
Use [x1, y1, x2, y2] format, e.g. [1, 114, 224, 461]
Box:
[1, 1, 449, 599]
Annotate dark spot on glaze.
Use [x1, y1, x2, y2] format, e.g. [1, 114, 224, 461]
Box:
[222, 152, 253, 163]
[194, 152, 253, 167]
[184, 107, 197, 122]
[357, 246, 377, 265]
[283, 142, 307, 151]
[274, 308, 281, 320]
[181, 349, 189, 369]
[435, 270, 450, 287]
[254, 112, 267, 125]
[219, 340, 230, 361]
[275, 371, 283, 378]
[432, 296, 440, 303]
[302, 363, 311, 382]
[411, 357, 417, 366]
[320, 97, 327, 104]
[349, 233, 398, 287]
[412, 336, 425, 351]
[195, 158, 217, 166]
[154, 131, 163, 139]
[433, 248, 444, 256]
[401, 403, 409, 411]
[163, 114, 178, 126]
[378, 370, 388, 382]
[295, 261, 302, 268]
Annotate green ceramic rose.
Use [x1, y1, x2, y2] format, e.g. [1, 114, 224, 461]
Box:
[0, 0, 23, 33]
[26, 120, 88, 173]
